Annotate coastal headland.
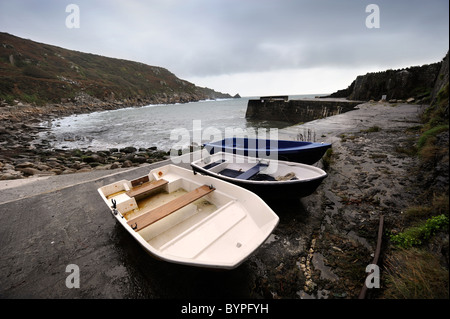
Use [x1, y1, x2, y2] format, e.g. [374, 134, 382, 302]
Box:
[0, 32, 236, 180]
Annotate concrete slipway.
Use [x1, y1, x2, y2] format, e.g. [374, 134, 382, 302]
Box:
[1, 155, 289, 299]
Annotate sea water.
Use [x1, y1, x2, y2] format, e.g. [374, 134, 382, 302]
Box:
[38, 95, 322, 152]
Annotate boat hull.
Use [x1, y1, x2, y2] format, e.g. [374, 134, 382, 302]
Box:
[191, 152, 327, 198]
[97, 164, 279, 270]
[203, 138, 332, 165]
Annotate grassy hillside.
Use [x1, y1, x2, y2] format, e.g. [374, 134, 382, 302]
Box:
[0, 32, 231, 106]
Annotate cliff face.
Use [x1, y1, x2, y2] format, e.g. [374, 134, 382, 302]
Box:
[430, 52, 449, 107]
[0, 32, 231, 106]
[326, 58, 445, 102]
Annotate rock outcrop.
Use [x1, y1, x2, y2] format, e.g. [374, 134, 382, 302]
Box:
[430, 52, 449, 107]
[325, 54, 447, 102]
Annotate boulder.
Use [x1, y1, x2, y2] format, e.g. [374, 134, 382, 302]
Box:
[120, 146, 137, 154]
[15, 161, 35, 169]
[18, 167, 42, 176]
[121, 160, 132, 168]
[81, 154, 105, 164]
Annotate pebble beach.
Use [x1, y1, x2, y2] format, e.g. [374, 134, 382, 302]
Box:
[0, 102, 170, 180]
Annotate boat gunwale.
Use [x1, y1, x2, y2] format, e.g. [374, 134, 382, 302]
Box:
[204, 138, 332, 153]
[191, 152, 328, 186]
[97, 164, 280, 269]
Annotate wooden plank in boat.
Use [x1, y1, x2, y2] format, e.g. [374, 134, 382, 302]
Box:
[126, 179, 168, 199]
[127, 185, 215, 232]
[235, 164, 264, 180]
[131, 175, 150, 187]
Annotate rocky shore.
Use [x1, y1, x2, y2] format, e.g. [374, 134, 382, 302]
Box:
[0, 100, 173, 180]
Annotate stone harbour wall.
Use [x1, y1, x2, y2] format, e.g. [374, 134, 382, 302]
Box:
[245, 98, 363, 124]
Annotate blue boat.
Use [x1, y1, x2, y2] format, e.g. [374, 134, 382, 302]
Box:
[203, 138, 331, 165]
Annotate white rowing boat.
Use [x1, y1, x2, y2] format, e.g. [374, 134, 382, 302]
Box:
[191, 152, 327, 197]
[97, 164, 279, 269]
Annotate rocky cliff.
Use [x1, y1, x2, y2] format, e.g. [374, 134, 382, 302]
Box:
[430, 52, 449, 107]
[0, 32, 232, 107]
[325, 55, 446, 102]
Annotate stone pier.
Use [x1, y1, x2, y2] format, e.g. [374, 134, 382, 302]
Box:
[245, 97, 363, 124]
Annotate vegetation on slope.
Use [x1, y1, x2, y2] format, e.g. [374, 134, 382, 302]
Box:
[382, 55, 449, 299]
[0, 32, 231, 106]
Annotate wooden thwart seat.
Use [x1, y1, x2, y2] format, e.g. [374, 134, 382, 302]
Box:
[126, 179, 168, 199]
[236, 163, 267, 180]
[127, 185, 215, 232]
[131, 175, 150, 187]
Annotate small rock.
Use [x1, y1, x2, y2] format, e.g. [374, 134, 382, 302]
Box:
[35, 164, 51, 171]
[121, 160, 132, 168]
[0, 172, 23, 180]
[50, 168, 63, 175]
[15, 161, 35, 169]
[82, 154, 105, 164]
[62, 168, 77, 174]
[332, 246, 343, 253]
[120, 146, 137, 154]
[132, 155, 147, 163]
[110, 163, 120, 169]
[18, 167, 42, 176]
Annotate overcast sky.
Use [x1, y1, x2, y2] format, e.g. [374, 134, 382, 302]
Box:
[1, 0, 448, 96]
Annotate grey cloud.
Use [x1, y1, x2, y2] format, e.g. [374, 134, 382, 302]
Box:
[157, 0, 449, 77]
[1, 0, 448, 80]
